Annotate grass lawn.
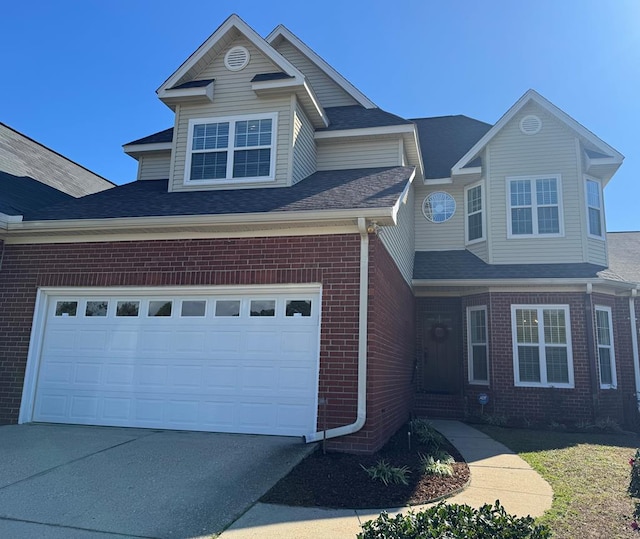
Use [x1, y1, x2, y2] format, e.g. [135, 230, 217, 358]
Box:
[477, 425, 640, 538]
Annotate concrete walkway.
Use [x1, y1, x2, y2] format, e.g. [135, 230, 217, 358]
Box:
[221, 420, 553, 539]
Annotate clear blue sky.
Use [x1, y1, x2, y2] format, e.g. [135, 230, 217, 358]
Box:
[2, 1, 639, 230]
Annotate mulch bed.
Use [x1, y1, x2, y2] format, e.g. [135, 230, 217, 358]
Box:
[262, 423, 470, 509]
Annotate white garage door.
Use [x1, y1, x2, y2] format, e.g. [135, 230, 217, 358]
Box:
[29, 287, 320, 436]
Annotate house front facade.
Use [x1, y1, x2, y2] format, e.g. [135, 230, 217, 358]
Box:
[0, 15, 637, 454]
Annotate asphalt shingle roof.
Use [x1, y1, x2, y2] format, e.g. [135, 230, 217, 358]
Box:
[413, 249, 606, 280]
[24, 166, 414, 221]
[411, 116, 492, 179]
[320, 106, 412, 131]
[0, 171, 73, 215]
[171, 79, 214, 89]
[251, 72, 294, 82]
[124, 128, 174, 146]
[603, 232, 640, 284]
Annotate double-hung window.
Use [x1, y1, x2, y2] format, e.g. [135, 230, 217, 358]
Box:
[467, 306, 489, 384]
[185, 113, 277, 183]
[465, 182, 485, 243]
[585, 177, 604, 239]
[511, 305, 573, 387]
[595, 306, 617, 389]
[507, 175, 562, 237]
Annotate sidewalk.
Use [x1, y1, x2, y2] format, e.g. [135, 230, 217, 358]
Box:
[220, 420, 553, 539]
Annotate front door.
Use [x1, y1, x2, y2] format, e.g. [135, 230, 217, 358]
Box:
[419, 303, 461, 394]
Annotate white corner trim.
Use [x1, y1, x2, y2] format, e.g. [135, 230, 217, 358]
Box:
[267, 25, 376, 109]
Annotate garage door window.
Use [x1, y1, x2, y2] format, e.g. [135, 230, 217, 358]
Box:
[55, 301, 77, 317]
[85, 301, 108, 317]
[148, 301, 172, 317]
[215, 300, 241, 317]
[116, 301, 140, 317]
[181, 300, 206, 317]
[286, 300, 311, 317]
[250, 300, 275, 317]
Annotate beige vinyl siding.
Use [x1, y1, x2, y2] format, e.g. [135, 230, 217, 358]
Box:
[414, 183, 465, 251]
[378, 185, 415, 284]
[171, 37, 292, 191]
[487, 102, 585, 264]
[137, 153, 171, 181]
[292, 102, 316, 184]
[274, 40, 358, 108]
[587, 237, 608, 266]
[316, 137, 401, 171]
[467, 239, 488, 261]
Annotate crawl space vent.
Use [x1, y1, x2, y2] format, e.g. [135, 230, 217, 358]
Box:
[224, 46, 250, 71]
[520, 115, 542, 135]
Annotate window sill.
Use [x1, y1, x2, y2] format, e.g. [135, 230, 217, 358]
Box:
[514, 382, 574, 389]
[184, 176, 276, 186]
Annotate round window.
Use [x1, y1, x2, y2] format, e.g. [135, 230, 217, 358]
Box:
[422, 191, 456, 223]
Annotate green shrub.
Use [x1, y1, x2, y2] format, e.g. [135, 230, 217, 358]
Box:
[410, 419, 445, 449]
[419, 454, 454, 477]
[361, 459, 411, 486]
[358, 501, 551, 539]
[429, 449, 454, 464]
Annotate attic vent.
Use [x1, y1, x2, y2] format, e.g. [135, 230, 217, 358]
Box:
[224, 46, 250, 71]
[520, 115, 542, 135]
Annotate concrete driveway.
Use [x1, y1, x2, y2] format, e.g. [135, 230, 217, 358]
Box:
[0, 424, 315, 538]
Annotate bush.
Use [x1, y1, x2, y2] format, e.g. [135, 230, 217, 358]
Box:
[410, 419, 446, 450]
[361, 459, 411, 486]
[358, 501, 551, 539]
[419, 454, 453, 477]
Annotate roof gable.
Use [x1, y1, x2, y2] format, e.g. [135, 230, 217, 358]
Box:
[266, 25, 376, 109]
[451, 89, 624, 176]
[157, 14, 305, 96]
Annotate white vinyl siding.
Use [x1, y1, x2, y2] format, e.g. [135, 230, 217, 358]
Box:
[595, 306, 617, 389]
[465, 181, 485, 244]
[316, 137, 401, 171]
[414, 183, 466, 251]
[292, 102, 316, 184]
[487, 102, 584, 263]
[467, 306, 489, 384]
[138, 153, 171, 181]
[273, 39, 358, 108]
[170, 37, 292, 191]
[585, 176, 604, 239]
[511, 305, 574, 388]
[378, 185, 415, 284]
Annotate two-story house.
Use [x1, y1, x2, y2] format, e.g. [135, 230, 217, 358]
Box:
[0, 14, 636, 454]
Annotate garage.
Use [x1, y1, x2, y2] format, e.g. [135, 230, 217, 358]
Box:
[22, 286, 321, 436]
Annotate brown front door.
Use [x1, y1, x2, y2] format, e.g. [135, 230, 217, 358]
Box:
[420, 304, 462, 394]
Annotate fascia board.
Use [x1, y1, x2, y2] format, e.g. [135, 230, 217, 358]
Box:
[452, 166, 482, 176]
[412, 277, 635, 290]
[266, 25, 376, 109]
[452, 89, 624, 174]
[157, 83, 214, 101]
[157, 14, 304, 94]
[404, 129, 425, 182]
[9, 207, 397, 234]
[389, 169, 416, 223]
[122, 142, 173, 156]
[300, 81, 329, 128]
[315, 124, 416, 140]
[424, 177, 453, 185]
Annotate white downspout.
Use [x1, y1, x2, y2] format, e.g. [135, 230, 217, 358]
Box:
[305, 217, 369, 443]
[630, 290, 640, 411]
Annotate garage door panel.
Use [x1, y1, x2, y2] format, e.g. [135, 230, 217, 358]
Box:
[32, 289, 320, 436]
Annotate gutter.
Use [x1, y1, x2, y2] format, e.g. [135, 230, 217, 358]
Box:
[412, 277, 638, 290]
[305, 217, 369, 443]
[630, 289, 640, 411]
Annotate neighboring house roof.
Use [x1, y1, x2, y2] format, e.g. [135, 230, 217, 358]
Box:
[0, 122, 113, 201]
[0, 171, 73, 215]
[320, 106, 412, 131]
[125, 128, 174, 146]
[24, 166, 414, 221]
[413, 249, 605, 281]
[604, 232, 640, 284]
[411, 116, 492, 179]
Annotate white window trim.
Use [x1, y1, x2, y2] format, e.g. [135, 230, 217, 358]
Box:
[464, 181, 486, 245]
[595, 305, 617, 389]
[467, 305, 489, 385]
[184, 112, 278, 185]
[506, 175, 564, 238]
[511, 304, 574, 388]
[585, 175, 605, 240]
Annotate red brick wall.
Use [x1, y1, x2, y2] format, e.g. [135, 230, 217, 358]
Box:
[326, 236, 416, 453]
[417, 291, 637, 427]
